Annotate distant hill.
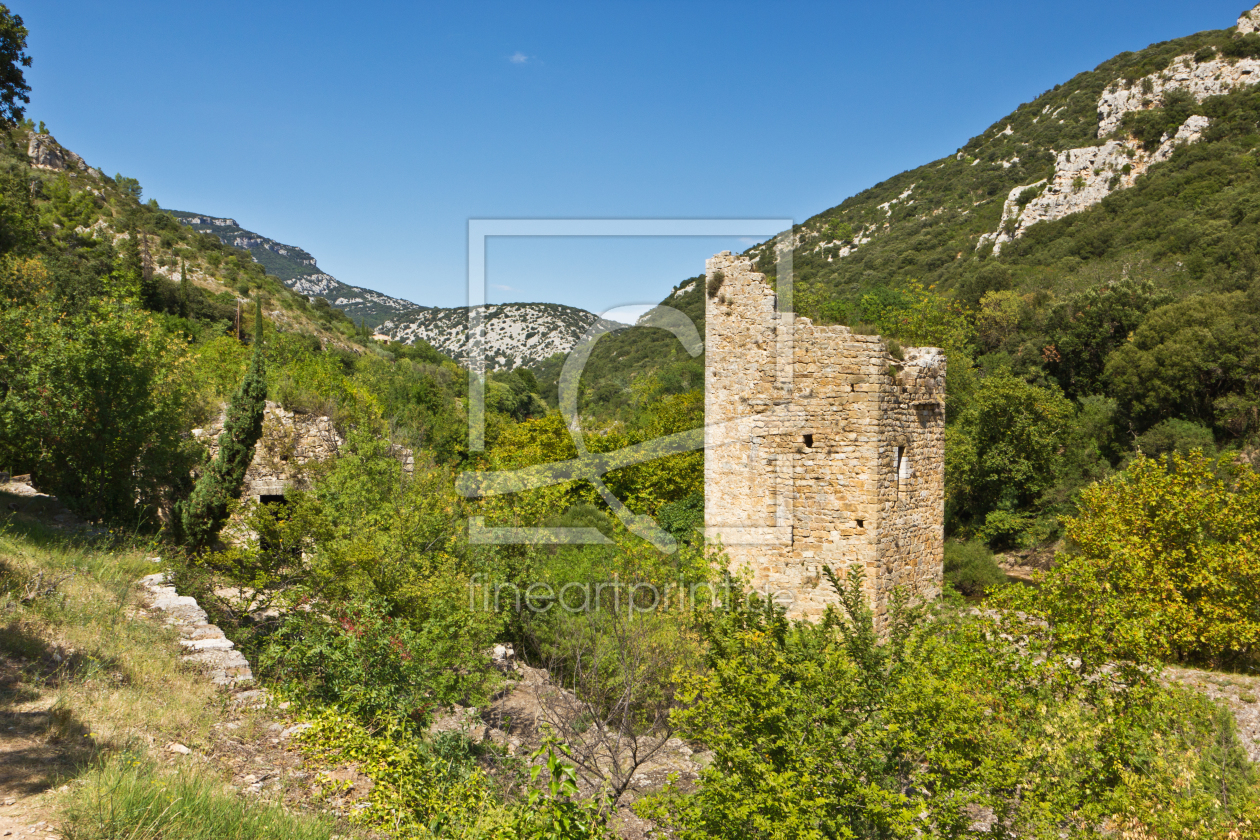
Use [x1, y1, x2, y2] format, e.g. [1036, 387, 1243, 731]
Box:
[383, 302, 620, 372]
[168, 210, 425, 329]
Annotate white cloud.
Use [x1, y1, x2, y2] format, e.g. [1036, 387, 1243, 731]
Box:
[509, 52, 530, 64]
[491, 283, 516, 291]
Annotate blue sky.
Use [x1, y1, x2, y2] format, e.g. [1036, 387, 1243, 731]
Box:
[19, 0, 1250, 317]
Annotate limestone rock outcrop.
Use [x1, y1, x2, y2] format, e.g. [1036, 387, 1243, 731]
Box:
[979, 115, 1211, 254]
[1241, 5, 1260, 35]
[27, 133, 89, 173]
[1096, 53, 1260, 138]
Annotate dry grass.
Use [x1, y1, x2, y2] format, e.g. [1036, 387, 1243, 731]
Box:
[0, 512, 222, 756]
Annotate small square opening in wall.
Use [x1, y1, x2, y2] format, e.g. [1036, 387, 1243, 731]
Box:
[856, 518, 865, 529]
[803, 434, 814, 448]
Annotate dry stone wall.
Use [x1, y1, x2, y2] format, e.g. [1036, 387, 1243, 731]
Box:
[704, 253, 945, 626]
[139, 572, 254, 688]
[192, 401, 415, 502]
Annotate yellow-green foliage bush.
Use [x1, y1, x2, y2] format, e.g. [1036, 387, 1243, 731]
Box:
[1004, 450, 1260, 668]
[293, 710, 610, 839]
[641, 570, 1259, 839]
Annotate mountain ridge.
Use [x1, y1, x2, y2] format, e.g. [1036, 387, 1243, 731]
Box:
[168, 210, 427, 329]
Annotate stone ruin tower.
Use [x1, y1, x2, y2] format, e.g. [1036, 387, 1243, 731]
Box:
[703, 252, 946, 625]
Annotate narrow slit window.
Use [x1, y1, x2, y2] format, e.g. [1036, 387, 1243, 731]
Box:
[895, 446, 904, 499]
[895, 446, 909, 499]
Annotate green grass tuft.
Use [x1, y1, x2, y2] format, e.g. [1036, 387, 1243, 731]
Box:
[60, 755, 334, 840]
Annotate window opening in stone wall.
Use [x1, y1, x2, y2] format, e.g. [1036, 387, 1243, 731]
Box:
[894, 446, 905, 500]
[803, 434, 813, 448]
[856, 518, 864, 529]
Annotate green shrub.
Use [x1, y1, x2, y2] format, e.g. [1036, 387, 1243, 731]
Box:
[1135, 418, 1216, 458]
[0, 297, 196, 523]
[706, 270, 725, 299]
[656, 491, 703, 545]
[642, 569, 1260, 838]
[943, 539, 1007, 596]
[1119, 89, 1199, 150]
[945, 370, 1075, 530]
[260, 594, 495, 730]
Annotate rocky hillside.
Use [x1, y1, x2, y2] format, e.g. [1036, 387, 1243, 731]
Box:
[743, 4, 1260, 317]
[383, 302, 616, 372]
[551, 4, 1260, 434]
[169, 210, 425, 329]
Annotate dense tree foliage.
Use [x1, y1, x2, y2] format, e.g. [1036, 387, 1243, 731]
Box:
[0, 5, 29, 125]
[1001, 451, 1260, 669]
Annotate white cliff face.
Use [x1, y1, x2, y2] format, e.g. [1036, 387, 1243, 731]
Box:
[1096, 54, 1260, 138]
[976, 5, 1260, 252]
[1236, 5, 1260, 35]
[980, 115, 1211, 254]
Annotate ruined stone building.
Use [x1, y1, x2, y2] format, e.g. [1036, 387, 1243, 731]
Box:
[703, 253, 945, 625]
[192, 401, 414, 504]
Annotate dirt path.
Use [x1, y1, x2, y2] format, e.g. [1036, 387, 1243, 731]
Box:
[0, 649, 86, 840]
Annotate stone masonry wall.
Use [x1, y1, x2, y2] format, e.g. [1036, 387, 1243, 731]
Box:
[704, 253, 944, 626]
[192, 401, 345, 500]
[191, 402, 416, 502]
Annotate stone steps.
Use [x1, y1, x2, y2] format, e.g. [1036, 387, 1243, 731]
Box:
[139, 573, 254, 688]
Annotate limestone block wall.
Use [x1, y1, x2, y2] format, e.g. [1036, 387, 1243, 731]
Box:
[704, 253, 944, 626]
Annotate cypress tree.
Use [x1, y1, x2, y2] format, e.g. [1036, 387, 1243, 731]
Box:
[178, 300, 268, 550]
[118, 228, 143, 298]
[138, 231, 159, 310]
[177, 257, 190, 317]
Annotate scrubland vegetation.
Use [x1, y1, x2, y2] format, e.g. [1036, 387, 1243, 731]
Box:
[3, 4, 1260, 839]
